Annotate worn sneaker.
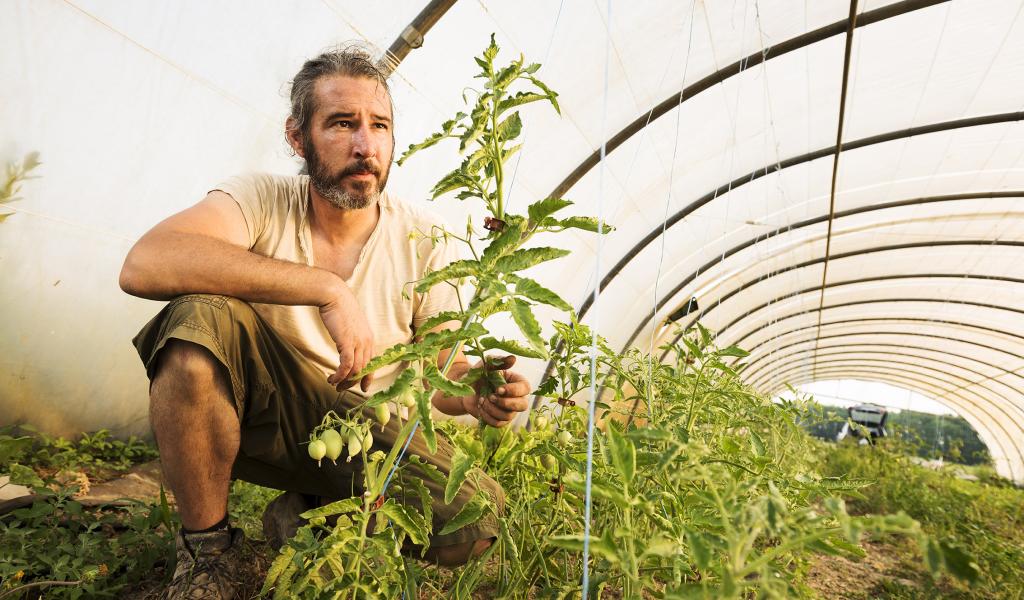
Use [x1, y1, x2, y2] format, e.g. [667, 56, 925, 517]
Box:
[165, 525, 244, 600]
[261, 491, 316, 551]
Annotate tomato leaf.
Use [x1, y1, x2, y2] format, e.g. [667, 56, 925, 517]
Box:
[438, 491, 489, 536]
[686, 530, 713, 570]
[424, 362, 475, 398]
[554, 216, 612, 234]
[718, 345, 750, 358]
[414, 259, 480, 293]
[364, 369, 416, 408]
[481, 219, 525, 267]
[606, 425, 636, 487]
[380, 500, 431, 548]
[414, 388, 437, 454]
[527, 197, 573, 224]
[299, 498, 362, 520]
[444, 448, 477, 504]
[358, 342, 418, 377]
[496, 112, 522, 142]
[509, 298, 546, 355]
[416, 311, 464, 335]
[480, 336, 547, 359]
[508, 274, 573, 312]
[494, 247, 570, 274]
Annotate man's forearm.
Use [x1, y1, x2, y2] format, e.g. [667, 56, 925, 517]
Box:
[120, 230, 344, 307]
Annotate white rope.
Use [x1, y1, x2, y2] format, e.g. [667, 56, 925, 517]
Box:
[709, 0, 752, 345]
[648, 0, 698, 412]
[581, 0, 612, 595]
[503, 0, 566, 212]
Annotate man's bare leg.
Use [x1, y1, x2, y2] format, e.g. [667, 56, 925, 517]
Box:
[150, 339, 239, 530]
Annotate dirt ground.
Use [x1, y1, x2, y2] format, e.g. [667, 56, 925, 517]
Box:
[806, 535, 961, 599]
[121, 539, 273, 600]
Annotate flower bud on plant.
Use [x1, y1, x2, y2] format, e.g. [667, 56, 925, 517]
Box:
[320, 429, 343, 464]
[308, 439, 327, 466]
[369, 450, 386, 463]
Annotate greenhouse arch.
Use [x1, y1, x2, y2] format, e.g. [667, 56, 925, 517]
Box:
[5, 0, 1024, 596]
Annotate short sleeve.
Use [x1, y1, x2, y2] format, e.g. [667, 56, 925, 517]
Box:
[412, 233, 463, 330]
[211, 174, 273, 248]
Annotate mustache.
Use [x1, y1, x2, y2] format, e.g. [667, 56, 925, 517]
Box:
[339, 159, 381, 178]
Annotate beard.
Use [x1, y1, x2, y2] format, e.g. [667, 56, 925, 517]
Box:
[303, 138, 390, 210]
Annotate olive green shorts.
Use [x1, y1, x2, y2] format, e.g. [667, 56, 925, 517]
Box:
[132, 294, 503, 547]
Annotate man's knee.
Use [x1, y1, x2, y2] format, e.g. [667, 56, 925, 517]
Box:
[165, 294, 258, 330]
[151, 339, 231, 405]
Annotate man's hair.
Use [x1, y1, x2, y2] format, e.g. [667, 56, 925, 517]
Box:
[287, 45, 392, 139]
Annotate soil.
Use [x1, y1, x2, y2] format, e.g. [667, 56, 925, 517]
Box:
[806, 535, 962, 599]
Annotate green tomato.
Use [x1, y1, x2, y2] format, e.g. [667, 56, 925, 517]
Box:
[540, 454, 557, 470]
[533, 415, 550, 430]
[374, 404, 391, 429]
[557, 430, 572, 445]
[307, 439, 327, 466]
[362, 431, 373, 453]
[347, 432, 362, 462]
[320, 429, 343, 463]
[400, 388, 417, 408]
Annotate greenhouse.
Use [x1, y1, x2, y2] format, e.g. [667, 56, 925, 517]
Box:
[2, 0, 1023, 598]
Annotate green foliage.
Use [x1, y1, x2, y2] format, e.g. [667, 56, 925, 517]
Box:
[0, 491, 175, 599]
[269, 36, 977, 600]
[228, 480, 281, 541]
[261, 452, 426, 598]
[0, 426, 158, 474]
[470, 329, 958, 599]
[822, 442, 1024, 598]
[0, 432, 174, 599]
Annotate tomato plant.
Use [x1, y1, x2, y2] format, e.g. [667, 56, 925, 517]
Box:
[264, 37, 975, 600]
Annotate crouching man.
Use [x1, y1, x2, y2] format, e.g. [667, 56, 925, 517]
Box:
[119, 46, 530, 599]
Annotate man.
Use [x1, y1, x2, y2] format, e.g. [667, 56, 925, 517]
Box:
[119, 46, 530, 599]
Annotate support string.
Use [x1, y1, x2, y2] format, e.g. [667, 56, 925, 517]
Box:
[582, 0, 612, 596]
[648, 0, 698, 417]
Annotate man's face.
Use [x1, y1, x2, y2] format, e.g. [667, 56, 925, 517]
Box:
[301, 75, 394, 210]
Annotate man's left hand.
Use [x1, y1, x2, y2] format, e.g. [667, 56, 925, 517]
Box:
[462, 355, 532, 427]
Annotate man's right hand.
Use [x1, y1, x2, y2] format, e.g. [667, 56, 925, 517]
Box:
[319, 285, 375, 392]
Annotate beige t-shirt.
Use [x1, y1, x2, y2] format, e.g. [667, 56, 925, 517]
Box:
[214, 173, 461, 397]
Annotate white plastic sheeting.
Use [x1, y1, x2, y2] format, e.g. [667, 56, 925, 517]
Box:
[3, 1, 1023, 481]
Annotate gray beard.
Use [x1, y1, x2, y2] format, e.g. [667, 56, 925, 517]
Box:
[312, 178, 377, 210]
